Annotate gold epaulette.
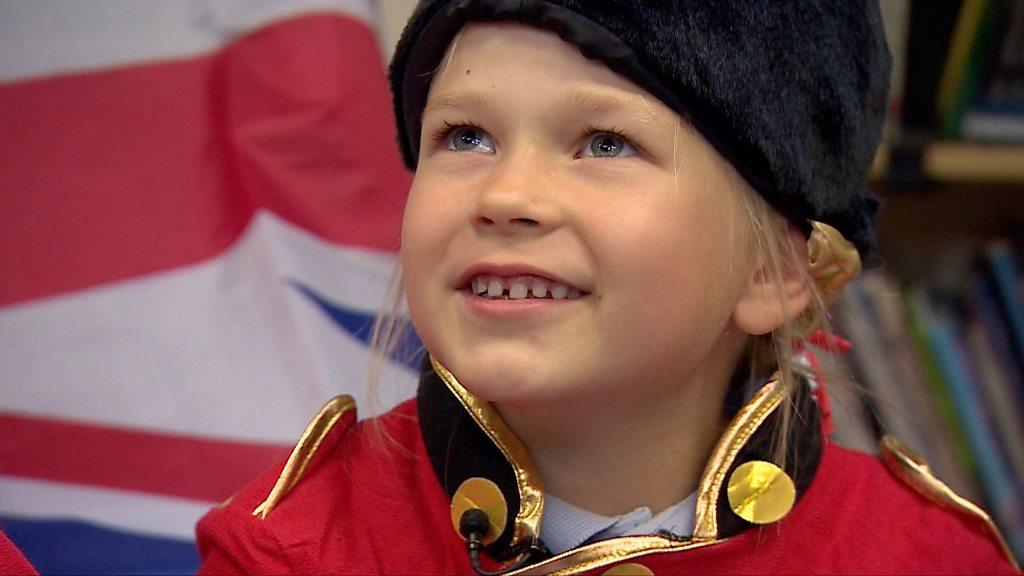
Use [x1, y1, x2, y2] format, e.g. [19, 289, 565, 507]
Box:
[252, 395, 357, 519]
[878, 435, 1019, 570]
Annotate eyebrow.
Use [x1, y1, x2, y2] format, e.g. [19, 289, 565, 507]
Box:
[423, 89, 492, 115]
[567, 89, 668, 127]
[424, 87, 671, 127]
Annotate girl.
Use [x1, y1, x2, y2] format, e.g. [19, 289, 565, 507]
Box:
[197, 2, 1020, 574]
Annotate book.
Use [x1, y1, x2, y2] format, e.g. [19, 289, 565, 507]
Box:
[964, 301, 1024, 485]
[840, 280, 935, 457]
[948, 0, 1024, 142]
[937, 0, 992, 137]
[984, 241, 1024, 378]
[916, 293, 1024, 556]
[879, 0, 913, 140]
[902, 0, 963, 132]
[858, 273, 980, 496]
[905, 288, 979, 478]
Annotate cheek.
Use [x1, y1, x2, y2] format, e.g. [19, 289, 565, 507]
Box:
[592, 195, 750, 347]
[401, 178, 453, 266]
[400, 182, 430, 256]
[400, 182, 449, 336]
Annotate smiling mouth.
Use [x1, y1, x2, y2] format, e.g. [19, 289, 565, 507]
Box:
[466, 274, 587, 300]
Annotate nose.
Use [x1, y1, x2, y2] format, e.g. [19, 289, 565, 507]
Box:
[472, 150, 559, 235]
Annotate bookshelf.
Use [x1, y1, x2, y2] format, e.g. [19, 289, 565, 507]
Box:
[853, 151, 1024, 557]
[847, 0, 1024, 562]
[920, 143, 1024, 183]
[866, 0, 1024, 280]
[869, 143, 1024, 279]
[872, 143, 1024, 183]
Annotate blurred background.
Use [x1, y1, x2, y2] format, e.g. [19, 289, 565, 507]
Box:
[0, 0, 1022, 573]
[839, 0, 1024, 564]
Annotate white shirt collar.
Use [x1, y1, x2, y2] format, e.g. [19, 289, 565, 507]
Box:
[540, 492, 697, 555]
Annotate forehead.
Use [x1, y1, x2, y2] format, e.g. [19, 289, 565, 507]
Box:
[425, 22, 676, 126]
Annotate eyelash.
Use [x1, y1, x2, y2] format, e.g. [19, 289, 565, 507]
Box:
[430, 119, 481, 144]
[428, 120, 641, 156]
[583, 124, 627, 140]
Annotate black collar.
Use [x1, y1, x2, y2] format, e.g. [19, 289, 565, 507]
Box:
[417, 355, 824, 561]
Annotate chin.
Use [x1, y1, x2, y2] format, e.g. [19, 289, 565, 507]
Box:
[442, 345, 568, 406]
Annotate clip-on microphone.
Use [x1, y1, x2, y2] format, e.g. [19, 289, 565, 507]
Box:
[459, 508, 538, 576]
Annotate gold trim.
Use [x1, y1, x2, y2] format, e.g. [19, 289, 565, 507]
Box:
[879, 435, 1019, 570]
[506, 535, 723, 576]
[692, 375, 786, 539]
[807, 220, 861, 306]
[505, 377, 783, 575]
[252, 395, 357, 519]
[430, 356, 545, 546]
[430, 362, 791, 574]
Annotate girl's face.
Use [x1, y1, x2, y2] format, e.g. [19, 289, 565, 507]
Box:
[402, 23, 758, 408]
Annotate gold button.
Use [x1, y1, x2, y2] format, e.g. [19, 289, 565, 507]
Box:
[450, 477, 507, 545]
[727, 460, 796, 524]
[602, 563, 654, 575]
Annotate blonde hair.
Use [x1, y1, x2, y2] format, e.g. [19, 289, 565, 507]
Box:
[734, 174, 837, 470]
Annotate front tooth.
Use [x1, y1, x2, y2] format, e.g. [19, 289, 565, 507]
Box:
[487, 279, 503, 298]
[508, 282, 528, 299]
[531, 279, 549, 298]
[567, 288, 581, 300]
[472, 277, 486, 294]
[550, 283, 568, 299]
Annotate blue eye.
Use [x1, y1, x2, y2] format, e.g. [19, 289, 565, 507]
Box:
[581, 132, 636, 158]
[447, 126, 495, 154]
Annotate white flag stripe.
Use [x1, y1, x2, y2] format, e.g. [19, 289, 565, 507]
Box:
[0, 211, 415, 443]
[0, 0, 375, 83]
[0, 475, 213, 541]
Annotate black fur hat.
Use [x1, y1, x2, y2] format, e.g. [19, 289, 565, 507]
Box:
[389, 0, 891, 254]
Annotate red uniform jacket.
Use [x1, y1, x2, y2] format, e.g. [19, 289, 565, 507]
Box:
[197, 358, 1019, 574]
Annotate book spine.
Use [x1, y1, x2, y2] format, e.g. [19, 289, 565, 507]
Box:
[927, 300, 1019, 509]
[986, 242, 1024, 379]
[938, 0, 989, 134]
[905, 290, 978, 475]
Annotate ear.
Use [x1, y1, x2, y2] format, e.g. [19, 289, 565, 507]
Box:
[732, 223, 813, 336]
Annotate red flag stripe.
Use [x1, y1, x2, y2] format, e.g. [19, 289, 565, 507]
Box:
[0, 412, 290, 503]
[0, 13, 410, 308]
